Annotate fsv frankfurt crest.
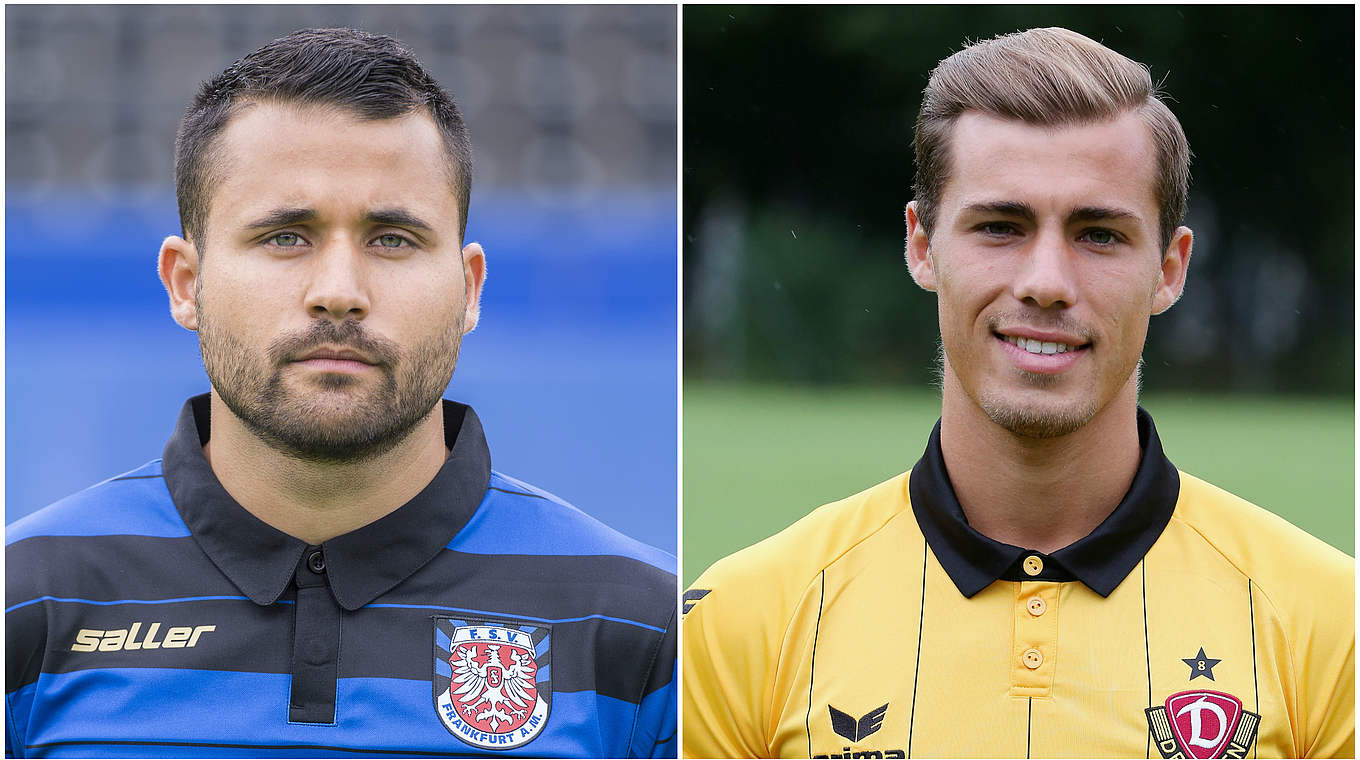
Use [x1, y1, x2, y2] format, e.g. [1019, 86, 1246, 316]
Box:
[434, 619, 551, 750]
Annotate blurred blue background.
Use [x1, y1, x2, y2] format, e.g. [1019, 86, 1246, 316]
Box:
[6, 5, 677, 554]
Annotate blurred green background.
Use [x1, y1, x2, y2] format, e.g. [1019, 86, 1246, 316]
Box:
[684, 387, 1352, 585]
[681, 6, 1354, 584]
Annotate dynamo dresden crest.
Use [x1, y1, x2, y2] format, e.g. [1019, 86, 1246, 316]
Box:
[1145, 690, 1260, 759]
[433, 618, 551, 750]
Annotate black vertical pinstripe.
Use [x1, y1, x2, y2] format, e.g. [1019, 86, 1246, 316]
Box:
[1025, 697, 1032, 758]
[805, 572, 825, 757]
[1142, 561, 1151, 759]
[908, 539, 927, 758]
[1249, 578, 1258, 759]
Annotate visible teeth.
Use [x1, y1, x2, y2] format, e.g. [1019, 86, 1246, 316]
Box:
[1004, 335, 1074, 355]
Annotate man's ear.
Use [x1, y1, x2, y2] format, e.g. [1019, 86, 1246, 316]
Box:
[159, 235, 200, 330]
[1152, 226, 1193, 315]
[904, 201, 937, 292]
[460, 242, 487, 333]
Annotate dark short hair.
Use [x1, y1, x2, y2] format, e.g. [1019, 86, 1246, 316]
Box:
[914, 27, 1190, 253]
[175, 27, 473, 247]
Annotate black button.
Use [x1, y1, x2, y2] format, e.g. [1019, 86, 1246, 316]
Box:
[307, 550, 326, 574]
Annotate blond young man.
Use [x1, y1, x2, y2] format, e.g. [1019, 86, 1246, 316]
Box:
[682, 28, 1352, 759]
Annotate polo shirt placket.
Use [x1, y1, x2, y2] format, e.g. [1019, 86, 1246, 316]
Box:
[290, 546, 339, 724]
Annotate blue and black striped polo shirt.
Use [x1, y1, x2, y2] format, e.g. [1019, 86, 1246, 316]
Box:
[7, 395, 677, 758]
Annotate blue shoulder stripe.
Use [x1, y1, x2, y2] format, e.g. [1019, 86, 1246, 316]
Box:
[6, 461, 189, 543]
[448, 471, 675, 572]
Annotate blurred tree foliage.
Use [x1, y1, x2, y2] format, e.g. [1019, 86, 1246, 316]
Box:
[683, 5, 1353, 394]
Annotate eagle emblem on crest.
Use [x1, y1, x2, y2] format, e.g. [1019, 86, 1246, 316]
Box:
[434, 619, 551, 750]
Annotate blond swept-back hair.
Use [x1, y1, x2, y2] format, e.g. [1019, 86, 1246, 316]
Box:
[913, 27, 1191, 251]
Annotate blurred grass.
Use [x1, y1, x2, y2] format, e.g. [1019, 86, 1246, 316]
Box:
[682, 383, 1353, 586]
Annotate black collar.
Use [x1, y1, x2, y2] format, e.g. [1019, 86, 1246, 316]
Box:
[162, 394, 491, 611]
[908, 407, 1179, 598]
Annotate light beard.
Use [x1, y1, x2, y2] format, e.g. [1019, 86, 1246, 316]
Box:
[197, 308, 462, 464]
[978, 388, 1099, 439]
[971, 360, 1143, 439]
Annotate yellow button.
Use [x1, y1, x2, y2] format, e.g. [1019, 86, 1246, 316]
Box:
[1023, 555, 1043, 576]
[1022, 648, 1043, 669]
[1027, 596, 1046, 616]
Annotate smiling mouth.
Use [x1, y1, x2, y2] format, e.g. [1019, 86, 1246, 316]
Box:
[997, 334, 1088, 355]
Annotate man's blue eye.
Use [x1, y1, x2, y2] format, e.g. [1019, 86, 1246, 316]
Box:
[270, 233, 301, 247]
[377, 234, 407, 248]
[1086, 230, 1116, 245]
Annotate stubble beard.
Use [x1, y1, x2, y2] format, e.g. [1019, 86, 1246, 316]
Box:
[197, 302, 463, 464]
[970, 358, 1143, 440]
[977, 379, 1099, 439]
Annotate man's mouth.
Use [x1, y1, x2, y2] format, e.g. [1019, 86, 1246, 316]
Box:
[294, 346, 378, 365]
[1000, 334, 1083, 355]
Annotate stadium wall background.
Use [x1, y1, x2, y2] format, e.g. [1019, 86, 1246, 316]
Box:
[6, 5, 678, 553]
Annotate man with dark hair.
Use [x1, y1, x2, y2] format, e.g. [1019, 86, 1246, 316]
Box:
[7, 28, 676, 758]
[682, 27, 1351, 758]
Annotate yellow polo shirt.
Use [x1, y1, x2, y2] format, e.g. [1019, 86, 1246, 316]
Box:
[682, 410, 1353, 758]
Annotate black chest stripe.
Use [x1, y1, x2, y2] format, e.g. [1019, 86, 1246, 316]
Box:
[908, 538, 926, 759]
[1026, 697, 1032, 759]
[805, 571, 825, 757]
[1249, 578, 1258, 760]
[1143, 560, 1151, 759]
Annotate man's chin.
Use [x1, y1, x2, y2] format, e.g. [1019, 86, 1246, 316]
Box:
[221, 391, 433, 464]
[251, 417, 416, 463]
[978, 397, 1098, 439]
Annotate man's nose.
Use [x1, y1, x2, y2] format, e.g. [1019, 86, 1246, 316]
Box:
[303, 239, 371, 320]
[1013, 227, 1078, 308]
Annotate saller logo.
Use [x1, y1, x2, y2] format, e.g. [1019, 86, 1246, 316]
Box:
[1145, 690, 1260, 759]
[434, 618, 551, 750]
[71, 622, 216, 652]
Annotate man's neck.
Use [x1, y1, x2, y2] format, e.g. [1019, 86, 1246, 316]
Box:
[202, 394, 451, 545]
[938, 375, 1142, 555]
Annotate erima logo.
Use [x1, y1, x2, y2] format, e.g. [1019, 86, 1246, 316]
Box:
[815, 705, 903, 759]
[71, 622, 216, 652]
[829, 704, 887, 742]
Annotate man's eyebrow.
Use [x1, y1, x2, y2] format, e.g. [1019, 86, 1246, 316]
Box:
[243, 207, 316, 229]
[962, 201, 1036, 222]
[366, 208, 435, 232]
[1067, 206, 1141, 224]
[241, 207, 436, 234]
[961, 202, 1142, 226]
